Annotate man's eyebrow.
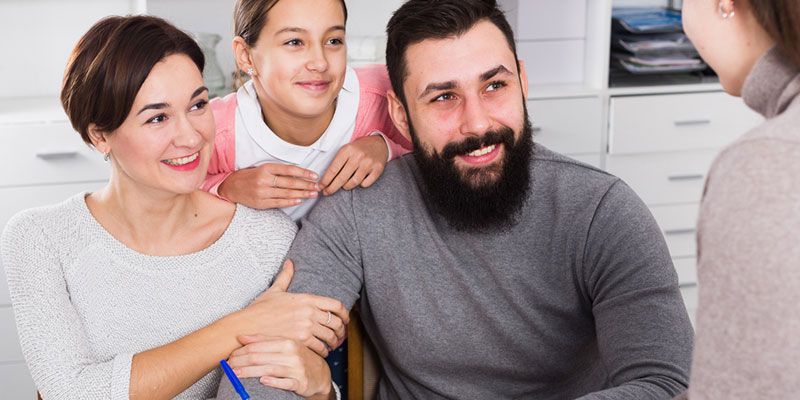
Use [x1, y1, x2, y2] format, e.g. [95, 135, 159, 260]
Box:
[480, 65, 513, 82]
[419, 81, 458, 100]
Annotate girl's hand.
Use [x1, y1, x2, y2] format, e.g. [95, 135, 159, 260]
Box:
[228, 335, 333, 398]
[320, 134, 389, 196]
[239, 260, 349, 357]
[218, 163, 321, 209]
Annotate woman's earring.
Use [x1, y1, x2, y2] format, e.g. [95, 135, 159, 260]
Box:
[247, 67, 255, 76]
[103, 152, 110, 162]
[719, 0, 735, 19]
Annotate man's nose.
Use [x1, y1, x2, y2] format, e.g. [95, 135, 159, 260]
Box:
[459, 95, 491, 137]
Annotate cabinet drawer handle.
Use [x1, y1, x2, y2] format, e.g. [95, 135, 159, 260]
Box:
[532, 125, 543, 133]
[35, 149, 79, 160]
[679, 282, 698, 289]
[668, 174, 704, 182]
[665, 228, 696, 236]
[674, 119, 711, 127]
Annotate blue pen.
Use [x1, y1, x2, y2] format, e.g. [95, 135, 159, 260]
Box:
[220, 359, 250, 400]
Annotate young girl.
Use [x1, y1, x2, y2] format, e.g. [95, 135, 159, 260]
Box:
[202, 0, 412, 221]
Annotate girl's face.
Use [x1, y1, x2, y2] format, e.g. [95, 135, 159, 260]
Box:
[247, 0, 347, 119]
[93, 54, 215, 196]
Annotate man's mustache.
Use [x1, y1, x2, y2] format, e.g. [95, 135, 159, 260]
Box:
[441, 127, 516, 160]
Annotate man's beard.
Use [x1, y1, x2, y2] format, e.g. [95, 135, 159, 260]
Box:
[410, 115, 533, 233]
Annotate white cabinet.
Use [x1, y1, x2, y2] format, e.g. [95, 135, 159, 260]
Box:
[527, 97, 602, 156]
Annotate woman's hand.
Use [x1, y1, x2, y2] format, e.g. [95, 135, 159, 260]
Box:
[238, 260, 349, 357]
[228, 335, 333, 398]
[320, 134, 389, 196]
[218, 163, 321, 209]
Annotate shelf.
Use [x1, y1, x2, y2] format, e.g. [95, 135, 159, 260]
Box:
[0, 97, 67, 126]
[527, 83, 601, 100]
[608, 82, 724, 96]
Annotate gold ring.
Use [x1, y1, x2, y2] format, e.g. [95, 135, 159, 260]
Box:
[272, 176, 278, 187]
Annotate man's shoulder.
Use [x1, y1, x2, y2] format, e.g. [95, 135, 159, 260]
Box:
[531, 144, 619, 194]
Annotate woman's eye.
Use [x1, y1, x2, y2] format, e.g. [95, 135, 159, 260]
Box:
[486, 81, 506, 92]
[285, 39, 303, 46]
[327, 38, 344, 46]
[190, 100, 208, 111]
[147, 114, 167, 124]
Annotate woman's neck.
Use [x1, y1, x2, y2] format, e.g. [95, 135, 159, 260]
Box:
[256, 90, 336, 147]
[88, 177, 202, 255]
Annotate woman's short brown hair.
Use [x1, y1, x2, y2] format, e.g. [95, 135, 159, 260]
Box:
[61, 15, 205, 145]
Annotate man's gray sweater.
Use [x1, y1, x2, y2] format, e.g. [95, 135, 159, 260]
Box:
[219, 144, 693, 399]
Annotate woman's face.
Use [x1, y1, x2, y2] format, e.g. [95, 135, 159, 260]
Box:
[99, 54, 215, 195]
[247, 0, 347, 119]
[683, 0, 769, 95]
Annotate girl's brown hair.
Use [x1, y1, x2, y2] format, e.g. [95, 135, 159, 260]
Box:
[749, 0, 800, 66]
[61, 15, 204, 145]
[232, 0, 348, 86]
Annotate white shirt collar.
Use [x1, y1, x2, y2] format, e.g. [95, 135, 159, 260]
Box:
[235, 66, 360, 165]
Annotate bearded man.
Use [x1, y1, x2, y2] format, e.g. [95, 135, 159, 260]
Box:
[219, 0, 693, 399]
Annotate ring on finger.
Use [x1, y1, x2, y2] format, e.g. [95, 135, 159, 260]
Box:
[272, 175, 278, 188]
[325, 310, 332, 325]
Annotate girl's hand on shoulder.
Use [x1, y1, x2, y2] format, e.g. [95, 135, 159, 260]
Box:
[320, 134, 389, 196]
[218, 163, 320, 209]
[228, 335, 333, 398]
[240, 260, 349, 357]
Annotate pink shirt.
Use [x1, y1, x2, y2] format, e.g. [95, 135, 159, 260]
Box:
[201, 64, 412, 200]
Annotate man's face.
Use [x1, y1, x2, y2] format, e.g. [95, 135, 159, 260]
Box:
[387, 20, 533, 231]
[395, 20, 529, 188]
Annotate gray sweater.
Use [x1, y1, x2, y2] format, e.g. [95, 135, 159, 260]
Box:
[688, 48, 800, 399]
[1, 193, 296, 399]
[219, 145, 693, 399]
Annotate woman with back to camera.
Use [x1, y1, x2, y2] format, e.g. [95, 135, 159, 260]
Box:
[681, 0, 800, 398]
[1, 15, 347, 399]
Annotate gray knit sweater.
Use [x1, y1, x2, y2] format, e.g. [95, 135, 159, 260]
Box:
[1, 193, 296, 399]
[689, 48, 800, 399]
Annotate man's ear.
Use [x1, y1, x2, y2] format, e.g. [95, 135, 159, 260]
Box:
[233, 36, 256, 75]
[518, 59, 529, 99]
[386, 90, 412, 141]
[87, 123, 110, 155]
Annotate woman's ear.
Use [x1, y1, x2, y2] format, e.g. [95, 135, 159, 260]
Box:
[233, 36, 256, 75]
[87, 123, 110, 155]
[386, 90, 411, 141]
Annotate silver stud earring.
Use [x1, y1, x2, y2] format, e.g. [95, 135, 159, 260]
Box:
[719, 1, 735, 19]
[247, 67, 255, 76]
[103, 152, 110, 162]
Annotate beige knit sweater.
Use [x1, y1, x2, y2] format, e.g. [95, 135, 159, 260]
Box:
[688, 47, 800, 399]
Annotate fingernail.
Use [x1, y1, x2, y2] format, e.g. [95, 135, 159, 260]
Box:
[233, 368, 241, 375]
[309, 191, 318, 198]
[294, 199, 302, 204]
[310, 173, 319, 180]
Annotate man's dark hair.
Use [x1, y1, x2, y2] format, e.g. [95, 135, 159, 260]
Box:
[386, 0, 518, 107]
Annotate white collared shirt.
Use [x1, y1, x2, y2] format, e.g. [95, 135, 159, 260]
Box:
[234, 66, 361, 221]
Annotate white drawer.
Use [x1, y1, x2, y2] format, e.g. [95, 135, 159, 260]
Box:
[673, 257, 698, 287]
[651, 203, 699, 258]
[528, 97, 602, 155]
[515, 0, 586, 40]
[606, 150, 716, 205]
[0, 362, 36, 400]
[609, 92, 762, 154]
[0, 181, 106, 306]
[518, 40, 585, 85]
[0, 122, 109, 187]
[0, 307, 23, 362]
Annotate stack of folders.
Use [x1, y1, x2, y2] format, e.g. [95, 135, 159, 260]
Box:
[611, 8, 706, 75]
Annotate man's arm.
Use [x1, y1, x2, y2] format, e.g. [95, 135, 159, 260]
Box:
[217, 189, 365, 400]
[578, 180, 693, 400]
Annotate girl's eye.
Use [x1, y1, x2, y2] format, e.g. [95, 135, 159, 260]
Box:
[433, 93, 455, 103]
[486, 81, 506, 92]
[147, 114, 167, 124]
[190, 100, 208, 111]
[327, 38, 344, 46]
[285, 39, 303, 46]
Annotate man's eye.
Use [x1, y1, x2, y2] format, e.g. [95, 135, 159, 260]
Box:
[285, 39, 302, 46]
[487, 81, 506, 92]
[433, 93, 455, 102]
